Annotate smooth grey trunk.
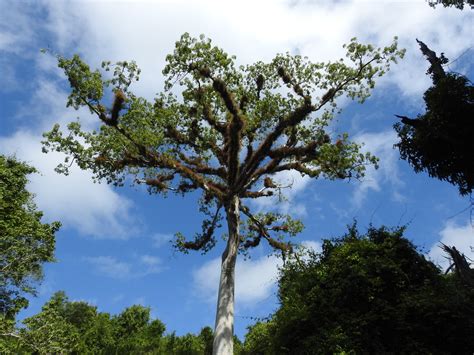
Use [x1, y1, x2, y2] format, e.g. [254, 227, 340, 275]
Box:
[213, 196, 240, 355]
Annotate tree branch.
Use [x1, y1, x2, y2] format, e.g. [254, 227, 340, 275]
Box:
[180, 205, 222, 251]
[416, 39, 446, 82]
[240, 206, 293, 253]
[237, 102, 315, 191]
[240, 190, 274, 199]
[177, 153, 227, 179]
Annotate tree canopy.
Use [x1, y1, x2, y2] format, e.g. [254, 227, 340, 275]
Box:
[427, 0, 474, 9]
[242, 225, 474, 354]
[394, 40, 474, 196]
[1, 291, 239, 355]
[42, 33, 404, 353]
[0, 155, 60, 321]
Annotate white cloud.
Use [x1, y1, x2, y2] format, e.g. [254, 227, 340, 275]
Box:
[31, 0, 469, 222]
[194, 240, 321, 307]
[39, 0, 473, 100]
[0, 3, 39, 54]
[86, 254, 163, 279]
[0, 68, 136, 239]
[251, 169, 311, 216]
[2, 0, 472, 239]
[140, 254, 161, 266]
[301, 240, 322, 254]
[193, 254, 282, 307]
[352, 130, 402, 207]
[151, 233, 173, 248]
[0, 130, 136, 239]
[140, 254, 163, 274]
[86, 256, 132, 279]
[428, 221, 474, 271]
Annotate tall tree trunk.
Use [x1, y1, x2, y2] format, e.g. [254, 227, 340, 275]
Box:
[213, 196, 240, 355]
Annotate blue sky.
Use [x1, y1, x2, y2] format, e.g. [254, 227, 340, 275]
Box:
[1, 0, 473, 339]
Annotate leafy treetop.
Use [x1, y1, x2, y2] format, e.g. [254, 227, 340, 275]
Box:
[242, 225, 474, 354]
[42, 33, 404, 256]
[0, 156, 60, 320]
[394, 40, 474, 196]
[427, 0, 473, 9]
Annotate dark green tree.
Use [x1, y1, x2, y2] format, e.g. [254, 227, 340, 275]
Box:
[0, 155, 60, 349]
[112, 304, 166, 353]
[243, 225, 474, 354]
[42, 33, 404, 353]
[394, 40, 474, 196]
[198, 326, 214, 355]
[427, 0, 473, 9]
[241, 321, 273, 355]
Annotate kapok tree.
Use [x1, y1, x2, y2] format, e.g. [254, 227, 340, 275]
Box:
[42, 33, 404, 354]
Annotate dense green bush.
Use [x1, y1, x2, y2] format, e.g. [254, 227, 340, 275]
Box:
[243, 225, 474, 354]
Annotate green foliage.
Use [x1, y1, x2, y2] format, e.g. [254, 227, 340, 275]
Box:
[0, 291, 230, 354]
[112, 304, 166, 353]
[427, 0, 473, 9]
[240, 321, 274, 355]
[395, 42, 474, 196]
[42, 33, 403, 256]
[41, 34, 403, 351]
[243, 225, 474, 354]
[0, 155, 60, 320]
[19, 292, 81, 353]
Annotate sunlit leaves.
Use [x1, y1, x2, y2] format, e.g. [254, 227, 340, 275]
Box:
[42, 33, 403, 256]
[0, 156, 60, 320]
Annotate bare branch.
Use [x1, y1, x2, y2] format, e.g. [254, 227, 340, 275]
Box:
[241, 190, 274, 199]
[416, 39, 446, 82]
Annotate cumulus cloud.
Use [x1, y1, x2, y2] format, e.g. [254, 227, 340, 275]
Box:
[301, 240, 322, 254]
[39, 0, 473, 99]
[193, 255, 283, 307]
[0, 3, 39, 54]
[86, 256, 132, 279]
[2, 0, 472, 238]
[352, 130, 403, 207]
[0, 55, 136, 239]
[428, 221, 474, 271]
[194, 239, 321, 306]
[250, 169, 311, 216]
[86, 254, 163, 279]
[0, 130, 136, 239]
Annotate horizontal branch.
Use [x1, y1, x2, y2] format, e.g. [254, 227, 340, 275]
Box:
[270, 162, 321, 177]
[268, 141, 319, 160]
[240, 189, 274, 199]
[96, 141, 226, 200]
[177, 153, 227, 179]
[141, 173, 175, 191]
